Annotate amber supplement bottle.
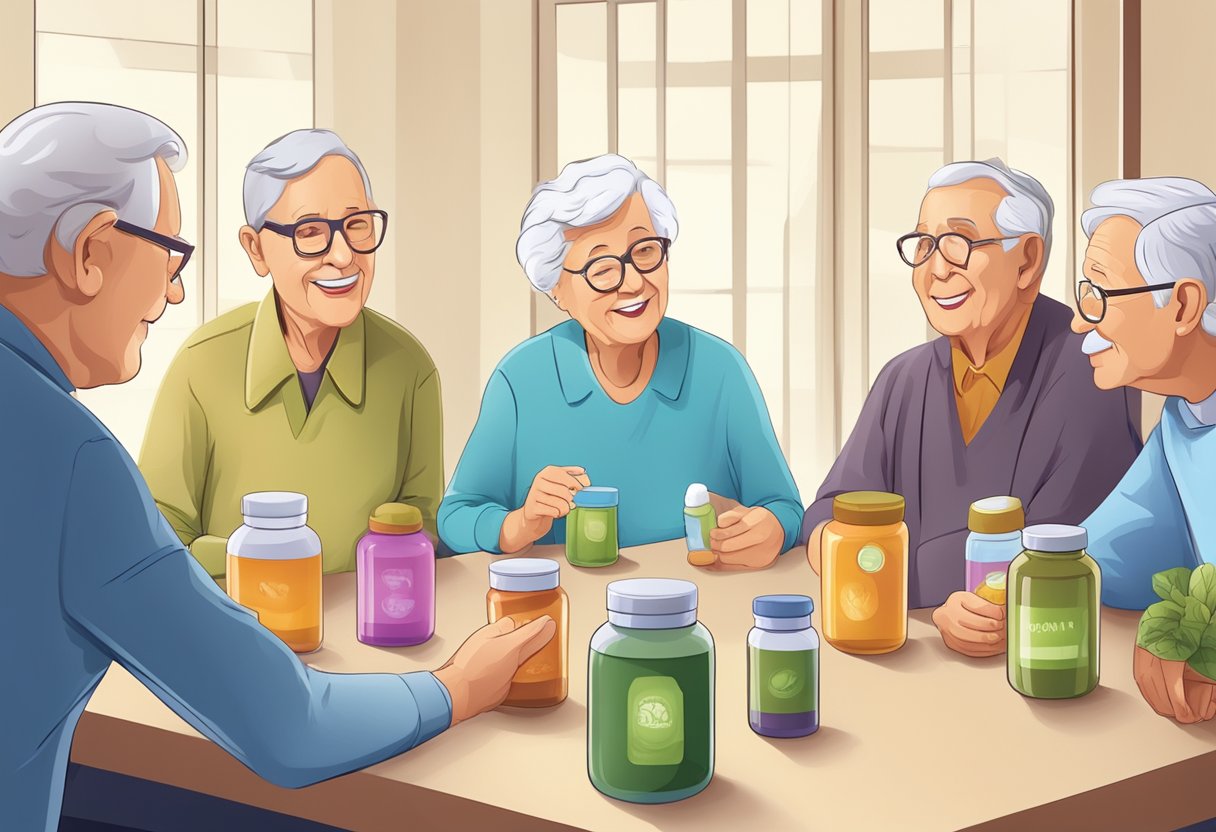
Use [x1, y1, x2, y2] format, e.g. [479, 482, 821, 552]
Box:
[487, 558, 569, 707]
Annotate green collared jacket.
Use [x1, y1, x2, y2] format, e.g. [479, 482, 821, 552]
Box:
[139, 291, 443, 576]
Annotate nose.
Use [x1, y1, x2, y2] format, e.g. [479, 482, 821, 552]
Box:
[619, 262, 645, 295]
[1070, 307, 1093, 335]
[324, 230, 355, 269]
[167, 274, 185, 305]
[926, 248, 952, 282]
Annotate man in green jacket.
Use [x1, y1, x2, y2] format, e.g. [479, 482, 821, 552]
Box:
[140, 129, 443, 575]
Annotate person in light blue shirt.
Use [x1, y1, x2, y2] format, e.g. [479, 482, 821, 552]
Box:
[1071, 179, 1216, 723]
[439, 155, 802, 567]
[0, 102, 553, 832]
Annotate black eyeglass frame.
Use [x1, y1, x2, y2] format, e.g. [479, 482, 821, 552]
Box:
[896, 231, 1026, 269]
[1075, 278, 1178, 324]
[561, 236, 672, 293]
[113, 219, 194, 281]
[261, 209, 389, 258]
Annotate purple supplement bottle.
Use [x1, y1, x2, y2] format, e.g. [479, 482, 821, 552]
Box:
[748, 595, 820, 738]
[356, 503, 435, 646]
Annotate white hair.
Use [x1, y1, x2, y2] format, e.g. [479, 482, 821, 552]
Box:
[1134, 204, 1216, 336]
[926, 158, 1055, 261]
[0, 102, 186, 278]
[1081, 177, 1216, 335]
[243, 129, 373, 231]
[516, 154, 679, 292]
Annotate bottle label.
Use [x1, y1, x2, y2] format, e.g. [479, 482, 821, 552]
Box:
[857, 544, 885, 573]
[685, 514, 707, 551]
[752, 648, 818, 714]
[1018, 605, 1089, 668]
[627, 676, 684, 766]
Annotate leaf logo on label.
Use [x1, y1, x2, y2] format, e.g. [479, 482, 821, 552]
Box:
[258, 581, 290, 599]
[767, 668, 804, 699]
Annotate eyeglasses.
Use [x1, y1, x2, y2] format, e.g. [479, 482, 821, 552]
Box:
[261, 210, 388, 258]
[1075, 278, 1177, 324]
[896, 231, 1024, 269]
[562, 236, 671, 293]
[113, 219, 194, 283]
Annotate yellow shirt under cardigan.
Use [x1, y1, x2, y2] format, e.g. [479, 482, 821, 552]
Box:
[950, 306, 1032, 445]
[139, 291, 444, 576]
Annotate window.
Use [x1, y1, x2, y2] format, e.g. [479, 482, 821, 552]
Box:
[35, 0, 313, 454]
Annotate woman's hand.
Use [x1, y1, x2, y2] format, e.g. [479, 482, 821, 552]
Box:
[498, 465, 590, 554]
[706, 506, 785, 570]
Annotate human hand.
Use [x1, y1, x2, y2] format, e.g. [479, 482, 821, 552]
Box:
[932, 591, 1006, 657]
[1133, 645, 1216, 724]
[499, 465, 590, 553]
[433, 616, 557, 726]
[806, 521, 826, 575]
[705, 506, 784, 571]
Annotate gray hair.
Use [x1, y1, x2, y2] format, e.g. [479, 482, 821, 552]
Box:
[1081, 177, 1216, 335]
[0, 102, 186, 278]
[243, 129, 373, 231]
[926, 158, 1055, 262]
[516, 154, 679, 292]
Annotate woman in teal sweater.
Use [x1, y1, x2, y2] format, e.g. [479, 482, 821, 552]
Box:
[438, 155, 802, 568]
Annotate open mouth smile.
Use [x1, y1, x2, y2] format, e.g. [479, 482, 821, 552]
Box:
[313, 273, 360, 296]
[612, 298, 651, 318]
[931, 291, 970, 311]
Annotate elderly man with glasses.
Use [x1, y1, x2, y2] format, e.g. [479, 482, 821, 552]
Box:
[801, 158, 1141, 657]
[140, 128, 444, 576]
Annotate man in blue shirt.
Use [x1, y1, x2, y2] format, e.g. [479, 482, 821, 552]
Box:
[0, 102, 554, 832]
[1071, 177, 1216, 723]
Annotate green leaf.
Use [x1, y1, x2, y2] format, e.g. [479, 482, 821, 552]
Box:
[1191, 564, 1216, 612]
[1154, 568, 1194, 603]
[1189, 626, 1216, 682]
[1138, 600, 1200, 661]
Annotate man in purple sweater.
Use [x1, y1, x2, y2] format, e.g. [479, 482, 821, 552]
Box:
[802, 159, 1142, 657]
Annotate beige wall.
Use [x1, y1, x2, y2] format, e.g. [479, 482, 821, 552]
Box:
[316, 0, 535, 478]
[0, 2, 34, 127]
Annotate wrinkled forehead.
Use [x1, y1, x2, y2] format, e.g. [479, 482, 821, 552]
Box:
[274, 155, 371, 217]
[917, 179, 1006, 233]
[1084, 215, 1142, 279]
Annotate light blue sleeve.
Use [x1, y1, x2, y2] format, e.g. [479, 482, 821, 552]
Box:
[59, 437, 452, 789]
[1084, 423, 1199, 610]
[437, 369, 519, 554]
[723, 350, 804, 552]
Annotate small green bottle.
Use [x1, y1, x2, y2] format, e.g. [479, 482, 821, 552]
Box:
[1007, 524, 1101, 699]
[684, 484, 717, 553]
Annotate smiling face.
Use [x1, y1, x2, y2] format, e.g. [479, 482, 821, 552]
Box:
[912, 178, 1042, 341]
[551, 192, 669, 347]
[240, 155, 375, 330]
[76, 157, 187, 387]
[1072, 215, 1180, 390]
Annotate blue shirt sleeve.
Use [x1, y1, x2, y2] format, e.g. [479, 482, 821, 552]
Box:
[59, 437, 452, 789]
[723, 350, 804, 552]
[1084, 422, 1199, 610]
[437, 369, 518, 554]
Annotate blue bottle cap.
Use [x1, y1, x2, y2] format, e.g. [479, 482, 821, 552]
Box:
[753, 594, 814, 618]
[574, 486, 619, 508]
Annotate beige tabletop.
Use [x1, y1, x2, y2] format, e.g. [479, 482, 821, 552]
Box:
[76, 540, 1216, 832]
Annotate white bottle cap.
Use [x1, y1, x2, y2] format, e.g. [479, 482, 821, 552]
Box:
[489, 558, 560, 592]
[241, 491, 308, 530]
[684, 483, 710, 508]
[1022, 524, 1088, 553]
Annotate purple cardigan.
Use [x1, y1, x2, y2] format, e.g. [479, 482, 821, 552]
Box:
[801, 295, 1142, 609]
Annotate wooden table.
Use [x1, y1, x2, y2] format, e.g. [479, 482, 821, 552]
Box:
[74, 540, 1216, 831]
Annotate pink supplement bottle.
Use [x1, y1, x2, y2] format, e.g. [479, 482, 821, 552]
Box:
[356, 503, 435, 646]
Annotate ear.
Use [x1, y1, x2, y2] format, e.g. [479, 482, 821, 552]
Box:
[239, 226, 270, 277]
[548, 291, 566, 312]
[1015, 234, 1046, 291]
[45, 211, 117, 298]
[1171, 278, 1209, 337]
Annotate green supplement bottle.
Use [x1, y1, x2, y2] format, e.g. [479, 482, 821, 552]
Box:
[588, 579, 714, 803]
[1007, 524, 1101, 699]
[748, 595, 819, 738]
[567, 487, 619, 567]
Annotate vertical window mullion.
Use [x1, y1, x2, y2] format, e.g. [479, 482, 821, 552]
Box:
[732, 0, 747, 356]
[608, 0, 619, 153]
[200, 0, 218, 325]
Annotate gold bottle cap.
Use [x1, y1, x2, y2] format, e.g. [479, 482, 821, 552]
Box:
[832, 491, 905, 526]
[968, 496, 1025, 535]
[369, 503, 424, 535]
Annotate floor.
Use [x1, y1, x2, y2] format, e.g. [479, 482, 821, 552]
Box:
[58, 764, 349, 832]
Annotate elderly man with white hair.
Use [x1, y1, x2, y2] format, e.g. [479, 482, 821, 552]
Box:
[139, 128, 444, 576]
[1070, 179, 1216, 725]
[801, 158, 1141, 657]
[0, 103, 554, 832]
[438, 154, 803, 567]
